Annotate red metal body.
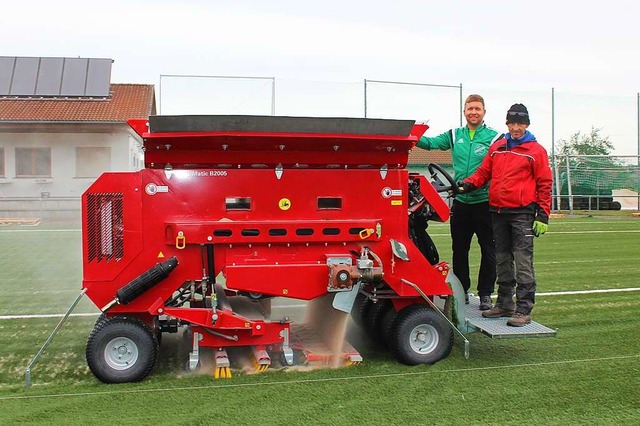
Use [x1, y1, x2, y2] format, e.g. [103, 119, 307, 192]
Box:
[82, 115, 451, 355]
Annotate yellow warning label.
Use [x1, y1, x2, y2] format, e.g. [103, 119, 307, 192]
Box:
[391, 200, 403, 206]
[157, 251, 165, 258]
[279, 198, 292, 210]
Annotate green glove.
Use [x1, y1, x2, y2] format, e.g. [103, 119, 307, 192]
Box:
[532, 221, 548, 237]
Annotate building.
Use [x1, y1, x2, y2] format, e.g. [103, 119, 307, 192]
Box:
[0, 57, 155, 219]
[407, 148, 453, 175]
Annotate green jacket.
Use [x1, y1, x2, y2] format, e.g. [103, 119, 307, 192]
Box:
[417, 123, 501, 204]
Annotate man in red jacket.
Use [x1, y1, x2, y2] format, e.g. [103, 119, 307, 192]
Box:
[459, 104, 552, 326]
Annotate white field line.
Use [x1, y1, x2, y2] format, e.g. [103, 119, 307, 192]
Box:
[428, 230, 640, 236]
[1, 226, 639, 236]
[0, 229, 80, 233]
[429, 221, 640, 227]
[545, 230, 640, 234]
[1, 353, 638, 401]
[0, 313, 99, 320]
[2, 287, 639, 320]
[537, 287, 640, 296]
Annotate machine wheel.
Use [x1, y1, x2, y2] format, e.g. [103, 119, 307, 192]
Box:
[364, 300, 391, 345]
[379, 306, 397, 349]
[86, 316, 159, 383]
[352, 295, 372, 329]
[390, 305, 453, 366]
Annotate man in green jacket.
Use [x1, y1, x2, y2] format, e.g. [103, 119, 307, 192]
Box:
[416, 94, 501, 310]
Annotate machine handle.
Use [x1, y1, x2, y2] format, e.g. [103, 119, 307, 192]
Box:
[176, 231, 186, 249]
[359, 228, 374, 239]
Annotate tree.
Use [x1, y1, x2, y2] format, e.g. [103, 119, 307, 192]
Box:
[556, 127, 633, 209]
[557, 127, 614, 156]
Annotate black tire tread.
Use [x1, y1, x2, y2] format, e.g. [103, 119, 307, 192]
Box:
[380, 306, 397, 349]
[353, 295, 372, 329]
[364, 300, 391, 344]
[86, 316, 159, 383]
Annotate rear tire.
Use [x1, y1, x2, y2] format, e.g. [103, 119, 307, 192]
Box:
[390, 304, 453, 366]
[379, 306, 397, 349]
[86, 316, 159, 383]
[352, 295, 371, 329]
[364, 300, 391, 345]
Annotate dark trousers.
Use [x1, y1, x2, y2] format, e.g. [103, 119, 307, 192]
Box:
[449, 200, 496, 297]
[491, 212, 536, 314]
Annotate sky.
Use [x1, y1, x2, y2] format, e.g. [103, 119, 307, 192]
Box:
[2, 0, 640, 155]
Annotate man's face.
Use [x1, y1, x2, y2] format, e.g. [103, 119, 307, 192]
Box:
[464, 101, 485, 126]
[507, 122, 528, 139]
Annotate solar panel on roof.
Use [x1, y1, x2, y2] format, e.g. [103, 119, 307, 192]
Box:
[0, 56, 113, 97]
[60, 58, 88, 96]
[86, 59, 112, 96]
[0, 57, 15, 95]
[11, 57, 39, 96]
[35, 58, 64, 96]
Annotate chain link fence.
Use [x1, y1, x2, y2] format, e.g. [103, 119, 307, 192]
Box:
[553, 154, 640, 212]
[157, 75, 640, 213]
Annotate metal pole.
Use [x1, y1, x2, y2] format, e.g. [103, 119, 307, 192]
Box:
[459, 83, 463, 127]
[158, 74, 163, 115]
[271, 77, 276, 116]
[551, 87, 557, 210]
[364, 79, 368, 118]
[565, 155, 574, 214]
[637, 92, 639, 210]
[25, 288, 88, 390]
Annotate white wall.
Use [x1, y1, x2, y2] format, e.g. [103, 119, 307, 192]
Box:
[0, 125, 143, 217]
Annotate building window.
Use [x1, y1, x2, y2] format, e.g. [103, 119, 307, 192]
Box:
[0, 147, 4, 177]
[15, 148, 51, 177]
[76, 147, 111, 178]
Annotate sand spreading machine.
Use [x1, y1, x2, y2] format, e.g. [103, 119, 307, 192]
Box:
[73, 114, 557, 384]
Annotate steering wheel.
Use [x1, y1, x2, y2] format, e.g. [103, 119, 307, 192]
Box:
[427, 163, 457, 194]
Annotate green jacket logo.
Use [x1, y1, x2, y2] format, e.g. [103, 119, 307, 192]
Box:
[474, 145, 488, 156]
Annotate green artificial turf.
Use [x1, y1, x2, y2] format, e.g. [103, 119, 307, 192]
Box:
[0, 214, 639, 425]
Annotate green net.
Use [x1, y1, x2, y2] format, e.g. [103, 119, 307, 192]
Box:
[554, 155, 640, 210]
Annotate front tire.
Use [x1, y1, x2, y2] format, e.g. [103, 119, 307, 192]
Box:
[86, 316, 159, 383]
[390, 305, 453, 366]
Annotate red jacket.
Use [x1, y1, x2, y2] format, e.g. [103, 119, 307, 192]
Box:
[465, 136, 553, 220]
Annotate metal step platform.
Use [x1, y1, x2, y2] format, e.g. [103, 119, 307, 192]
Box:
[464, 296, 557, 338]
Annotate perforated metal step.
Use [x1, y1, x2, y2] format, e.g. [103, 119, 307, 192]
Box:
[464, 296, 557, 338]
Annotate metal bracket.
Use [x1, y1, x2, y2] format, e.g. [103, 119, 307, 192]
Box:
[401, 279, 470, 359]
[188, 331, 203, 371]
[25, 288, 87, 390]
[280, 327, 294, 366]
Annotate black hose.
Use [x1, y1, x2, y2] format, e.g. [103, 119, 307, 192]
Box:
[115, 257, 179, 305]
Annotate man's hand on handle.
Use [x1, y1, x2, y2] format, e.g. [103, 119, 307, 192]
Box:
[456, 181, 475, 194]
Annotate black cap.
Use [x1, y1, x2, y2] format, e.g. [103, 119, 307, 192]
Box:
[506, 103, 530, 125]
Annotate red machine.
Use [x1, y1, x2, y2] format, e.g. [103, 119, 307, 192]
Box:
[82, 115, 461, 383]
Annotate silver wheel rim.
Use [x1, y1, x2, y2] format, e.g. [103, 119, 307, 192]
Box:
[105, 337, 139, 370]
[409, 324, 439, 354]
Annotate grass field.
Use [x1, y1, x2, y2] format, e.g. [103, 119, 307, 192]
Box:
[0, 212, 639, 425]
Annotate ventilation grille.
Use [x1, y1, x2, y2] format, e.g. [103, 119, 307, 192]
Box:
[86, 193, 124, 262]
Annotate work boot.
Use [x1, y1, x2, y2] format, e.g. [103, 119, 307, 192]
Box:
[482, 305, 514, 318]
[507, 312, 532, 327]
[478, 296, 493, 311]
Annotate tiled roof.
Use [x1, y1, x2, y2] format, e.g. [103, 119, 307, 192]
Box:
[408, 148, 452, 165]
[0, 84, 155, 122]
